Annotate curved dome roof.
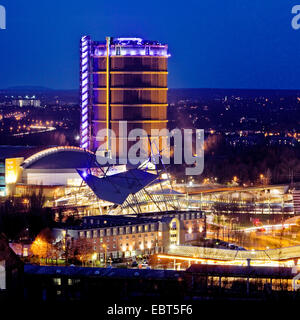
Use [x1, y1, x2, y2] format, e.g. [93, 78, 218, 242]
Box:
[22, 146, 98, 170]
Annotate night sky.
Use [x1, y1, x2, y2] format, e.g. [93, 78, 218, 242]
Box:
[0, 0, 300, 90]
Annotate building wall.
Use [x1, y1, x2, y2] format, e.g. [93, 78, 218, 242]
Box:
[25, 171, 80, 186]
[92, 56, 168, 155]
[54, 211, 204, 260]
[80, 37, 169, 155]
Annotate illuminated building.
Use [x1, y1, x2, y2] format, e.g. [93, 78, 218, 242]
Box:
[158, 243, 300, 268]
[54, 211, 204, 260]
[80, 36, 169, 156]
[12, 97, 41, 108]
[0, 146, 125, 198]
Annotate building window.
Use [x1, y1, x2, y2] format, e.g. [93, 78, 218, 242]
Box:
[53, 278, 61, 286]
[93, 230, 98, 238]
[23, 247, 28, 257]
[68, 279, 80, 286]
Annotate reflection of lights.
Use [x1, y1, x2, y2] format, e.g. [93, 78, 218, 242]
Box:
[92, 253, 97, 261]
[157, 254, 295, 268]
[6, 174, 17, 184]
[243, 223, 296, 233]
[272, 189, 280, 195]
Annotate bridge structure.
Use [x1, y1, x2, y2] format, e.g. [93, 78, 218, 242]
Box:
[158, 244, 300, 267]
[179, 184, 295, 215]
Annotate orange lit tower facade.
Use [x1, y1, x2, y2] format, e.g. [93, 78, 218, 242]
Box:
[80, 36, 169, 156]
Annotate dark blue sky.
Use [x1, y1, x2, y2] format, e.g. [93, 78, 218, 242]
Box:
[0, 0, 299, 89]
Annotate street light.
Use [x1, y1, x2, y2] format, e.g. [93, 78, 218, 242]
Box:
[102, 244, 107, 267]
[92, 252, 97, 267]
[147, 242, 151, 254]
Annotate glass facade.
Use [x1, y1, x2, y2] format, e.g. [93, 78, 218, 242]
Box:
[80, 37, 169, 155]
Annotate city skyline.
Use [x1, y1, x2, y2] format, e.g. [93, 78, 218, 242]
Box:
[2, 0, 300, 308]
[1, 0, 300, 90]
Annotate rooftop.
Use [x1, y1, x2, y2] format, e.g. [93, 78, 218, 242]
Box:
[186, 264, 295, 279]
[21, 146, 97, 170]
[58, 214, 164, 230]
[24, 264, 184, 280]
[87, 36, 169, 58]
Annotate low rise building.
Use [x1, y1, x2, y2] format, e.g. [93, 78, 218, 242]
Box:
[53, 211, 204, 260]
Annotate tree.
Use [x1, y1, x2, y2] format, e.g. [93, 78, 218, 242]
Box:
[72, 238, 94, 266]
[31, 228, 54, 263]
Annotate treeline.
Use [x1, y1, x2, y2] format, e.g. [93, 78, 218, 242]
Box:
[171, 141, 300, 185]
[0, 192, 54, 241]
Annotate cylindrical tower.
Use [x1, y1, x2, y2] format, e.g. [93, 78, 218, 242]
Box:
[80, 36, 169, 158]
